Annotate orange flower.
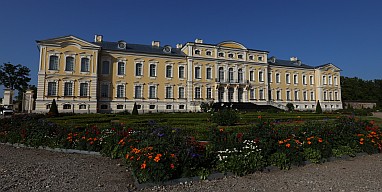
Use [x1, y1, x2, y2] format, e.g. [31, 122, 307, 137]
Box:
[148, 155, 153, 159]
[307, 141, 312, 145]
[360, 138, 364, 142]
[360, 141, 364, 145]
[258, 115, 262, 119]
[125, 154, 129, 159]
[141, 163, 147, 169]
[357, 134, 364, 137]
[154, 156, 161, 162]
[318, 138, 323, 143]
[82, 136, 86, 140]
[307, 137, 311, 141]
[170, 164, 175, 169]
[278, 140, 283, 145]
[170, 154, 175, 158]
[285, 143, 291, 148]
[371, 131, 377, 135]
[219, 128, 224, 132]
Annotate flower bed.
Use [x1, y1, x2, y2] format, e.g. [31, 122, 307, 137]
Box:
[1, 114, 381, 184]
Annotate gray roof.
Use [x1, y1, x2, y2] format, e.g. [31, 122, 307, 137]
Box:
[268, 57, 315, 69]
[94, 41, 186, 57]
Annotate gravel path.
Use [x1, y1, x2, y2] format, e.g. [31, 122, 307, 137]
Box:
[0, 144, 134, 192]
[2, 144, 382, 192]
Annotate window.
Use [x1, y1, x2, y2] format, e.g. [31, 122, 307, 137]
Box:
[166, 65, 172, 78]
[322, 76, 327, 85]
[206, 51, 212, 56]
[238, 54, 243, 59]
[207, 87, 212, 99]
[249, 71, 254, 81]
[218, 67, 224, 81]
[218, 87, 224, 101]
[100, 105, 108, 109]
[117, 105, 124, 109]
[286, 74, 290, 84]
[149, 105, 155, 109]
[102, 61, 110, 74]
[195, 67, 201, 79]
[294, 90, 299, 100]
[276, 73, 280, 83]
[135, 63, 143, 76]
[259, 71, 264, 82]
[80, 83, 88, 97]
[166, 87, 173, 98]
[179, 105, 185, 109]
[228, 88, 234, 102]
[178, 66, 185, 78]
[310, 76, 314, 85]
[65, 56, 74, 71]
[150, 64, 156, 77]
[135, 86, 142, 98]
[238, 69, 243, 83]
[195, 50, 201, 55]
[303, 75, 307, 85]
[293, 74, 298, 84]
[259, 89, 264, 100]
[228, 53, 234, 58]
[310, 91, 315, 100]
[303, 91, 308, 100]
[101, 84, 109, 98]
[324, 91, 328, 100]
[276, 90, 281, 100]
[334, 76, 338, 85]
[81, 58, 90, 72]
[250, 89, 255, 99]
[218, 52, 224, 57]
[149, 86, 156, 99]
[47, 82, 57, 96]
[64, 82, 73, 96]
[178, 87, 185, 98]
[249, 55, 254, 60]
[117, 62, 125, 75]
[328, 76, 332, 85]
[268, 72, 272, 83]
[116, 85, 124, 98]
[238, 88, 243, 102]
[49, 55, 59, 70]
[79, 104, 86, 109]
[335, 92, 338, 100]
[206, 68, 212, 79]
[286, 90, 291, 101]
[63, 104, 71, 109]
[166, 105, 172, 109]
[195, 87, 201, 99]
[329, 92, 333, 100]
[258, 56, 263, 61]
[229, 68, 234, 82]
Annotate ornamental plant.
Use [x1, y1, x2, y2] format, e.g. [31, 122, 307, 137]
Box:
[211, 108, 239, 126]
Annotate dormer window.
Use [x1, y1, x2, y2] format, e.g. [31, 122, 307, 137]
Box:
[194, 49, 201, 55]
[249, 55, 254, 60]
[258, 56, 263, 61]
[218, 52, 224, 57]
[206, 51, 212, 56]
[238, 54, 243, 59]
[117, 41, 126, 49]
[163, 45, 172, 53]
[228, 53, 234, 58]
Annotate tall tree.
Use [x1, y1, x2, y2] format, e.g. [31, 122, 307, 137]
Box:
[0, 63, 31, 91]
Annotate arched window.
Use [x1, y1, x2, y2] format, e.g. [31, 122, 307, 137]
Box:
[238, 69, 243, 83]
[65, 56, 74, 71]
[81, 58, 90, 72]
[218, 67, 224, 82]
[229, 68, 234, 82]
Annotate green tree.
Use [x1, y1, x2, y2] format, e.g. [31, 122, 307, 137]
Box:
[132, 102, 138, 115]
[316, 100, 322, 114]
[0, 63, 31, 92]
[286, 103, 294, 112]
[48, 99, 59, 117]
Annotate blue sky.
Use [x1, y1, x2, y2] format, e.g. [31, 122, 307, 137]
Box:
[1, 0, 381, 98]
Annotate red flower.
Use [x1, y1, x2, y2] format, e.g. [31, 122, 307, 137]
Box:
[170, 164, 175, 169]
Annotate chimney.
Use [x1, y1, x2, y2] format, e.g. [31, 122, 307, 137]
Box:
[195, 38, 203, 43]
[152, 41, 160, 47]
[94, 35, 103, 42]
[290, 56, 298, 61]
[176, 43, 183, 48]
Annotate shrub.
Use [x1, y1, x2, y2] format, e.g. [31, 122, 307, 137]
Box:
[303, 147, 322, 163]
[316, 100, 323, 114]
[211, 108, 239, 126]
[286, 103, 294, 112]
[48, 99, 59, 117]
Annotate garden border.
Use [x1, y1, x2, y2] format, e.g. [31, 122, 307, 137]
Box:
[0, 142, 101, 156]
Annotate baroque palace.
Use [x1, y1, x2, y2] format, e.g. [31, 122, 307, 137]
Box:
[35, 35, 342, 113]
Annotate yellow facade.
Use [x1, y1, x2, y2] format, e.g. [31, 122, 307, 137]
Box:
[35, 35, 342, 113]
